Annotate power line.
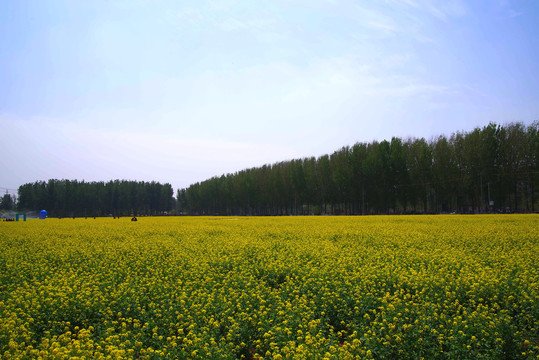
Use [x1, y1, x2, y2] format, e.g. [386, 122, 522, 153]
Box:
[0, 187, 18, 195]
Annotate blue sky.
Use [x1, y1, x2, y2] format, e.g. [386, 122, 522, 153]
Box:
[1, 0, 538, 193]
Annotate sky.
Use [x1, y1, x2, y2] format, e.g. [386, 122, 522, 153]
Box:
[1, 0, 538, 194]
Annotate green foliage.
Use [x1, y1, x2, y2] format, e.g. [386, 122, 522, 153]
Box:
[17, 180, 174, 217]
[0, 194, 14, 211]
[182, 122, 538, 215]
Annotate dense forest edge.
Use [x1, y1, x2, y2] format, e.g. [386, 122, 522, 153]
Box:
[4, 180, 175, 218]
[2, 121, 538, 217]
[179, 122, 538, 215]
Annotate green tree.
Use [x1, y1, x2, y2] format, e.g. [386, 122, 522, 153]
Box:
[406, 138, 432, 212]
[0, 194, 14, 211]
[432, 135, 458, 212]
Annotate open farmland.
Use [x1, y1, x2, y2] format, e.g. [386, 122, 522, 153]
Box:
[1, 215, 538, 359]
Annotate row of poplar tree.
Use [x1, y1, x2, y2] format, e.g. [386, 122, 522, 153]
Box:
[178, 122, 538, 215]
[16, 180, 174, 217]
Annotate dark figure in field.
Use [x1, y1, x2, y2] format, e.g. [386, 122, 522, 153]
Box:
[131, 217, 137, 222]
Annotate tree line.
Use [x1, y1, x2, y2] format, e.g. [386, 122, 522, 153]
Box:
[16, 179, 174, 217]
[178, 122, 538, 215]
[0, 193, 16, 211]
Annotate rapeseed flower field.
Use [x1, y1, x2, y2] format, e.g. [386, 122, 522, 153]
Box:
[1, 215, 537, 359]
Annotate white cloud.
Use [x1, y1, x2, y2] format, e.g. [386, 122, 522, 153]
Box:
[404, 0, 468, 21]
[354, 4, 400, 37]
[173, 7, 207, 28]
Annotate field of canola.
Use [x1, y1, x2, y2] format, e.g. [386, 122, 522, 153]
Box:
[0, 215, 538, 360]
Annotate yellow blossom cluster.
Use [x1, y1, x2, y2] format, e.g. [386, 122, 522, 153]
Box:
[0, 215, 538, 359]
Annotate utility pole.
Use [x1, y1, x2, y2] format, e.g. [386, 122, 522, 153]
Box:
[480, 174, 484, 213]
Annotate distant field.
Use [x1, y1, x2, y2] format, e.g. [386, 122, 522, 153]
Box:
[1, 215, 538, 359]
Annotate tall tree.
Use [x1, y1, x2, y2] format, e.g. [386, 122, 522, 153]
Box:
[179, 122, 537, 215]
[0, 194, 14, 211]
